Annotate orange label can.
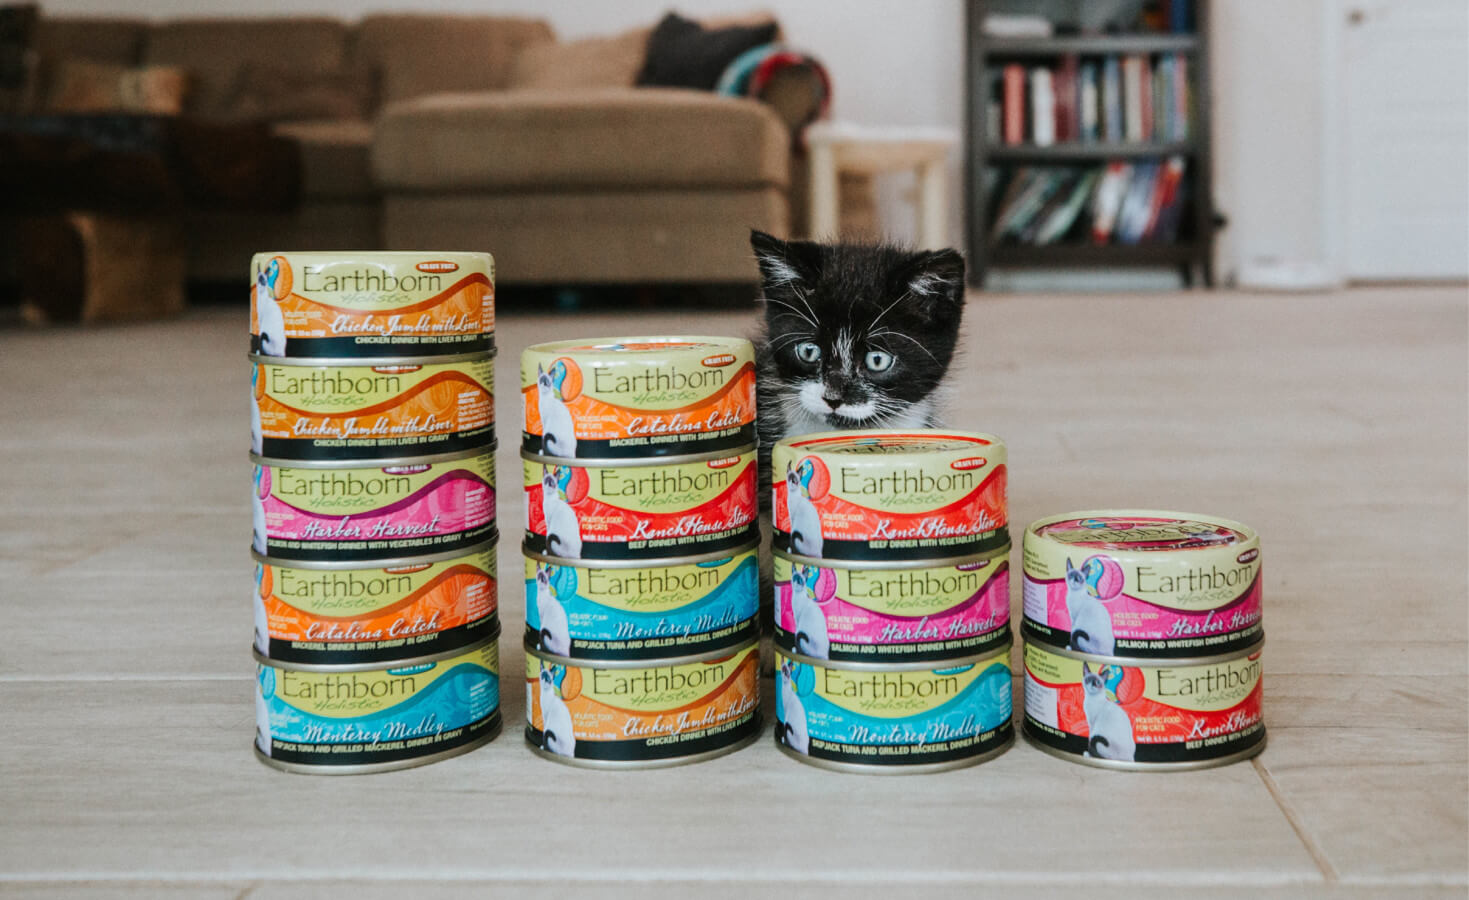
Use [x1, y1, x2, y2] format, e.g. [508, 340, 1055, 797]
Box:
[521, 336, 755, 459]
[253, 543, 498, 666]
[250, 353, 494, 461]
[524, 640, 761, 767]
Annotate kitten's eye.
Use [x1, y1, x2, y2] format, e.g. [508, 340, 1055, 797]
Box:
[865, 350, 894, 372]
[795, 341, 821, 364]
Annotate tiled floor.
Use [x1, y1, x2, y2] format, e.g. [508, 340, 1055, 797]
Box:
[1, 286, 1465, 898]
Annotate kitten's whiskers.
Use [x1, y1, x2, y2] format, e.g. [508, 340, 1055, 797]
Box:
[869, 328, 938, 362]
[759, 297, 819, 331]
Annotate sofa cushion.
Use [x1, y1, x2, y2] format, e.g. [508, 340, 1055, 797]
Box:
[142, 18, 350, 120]
[508, 26, 650, 90]
[636, 13, 777, 91]
[272, 118, 375, 200]
[373, 88, 788, 192]
[354, 15, 553, 103]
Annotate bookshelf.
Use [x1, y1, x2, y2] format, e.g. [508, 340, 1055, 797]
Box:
[964, 0, 1216, 286]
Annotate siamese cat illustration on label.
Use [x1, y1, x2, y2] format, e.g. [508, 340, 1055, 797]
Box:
[1066, 556, 1122, 656]
[777, 658, 811, 754]
[536, 362, 578, 458]
[786, 562, 831, 659]
[1081, 661, 1136, 762]
[539, 465, 583, 559]
[533, 562, 572, 656]
[784, 459, 824, 557]
[537, 662, 576, 758]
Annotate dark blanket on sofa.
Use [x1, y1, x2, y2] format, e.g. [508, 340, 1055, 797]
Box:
[0, 114, 300, 214]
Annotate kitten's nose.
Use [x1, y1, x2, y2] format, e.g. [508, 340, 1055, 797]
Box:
[822, 391, 842, 409]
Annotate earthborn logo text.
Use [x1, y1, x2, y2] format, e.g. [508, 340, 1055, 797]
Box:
[302, 266, 444, 295]
[279, 670, 418, 707]
[845, 568, 983, 600]
[586, 565, 721, 598]
[823, 669, 965, 710]
[591, 662, 728, 703]
[276, 569, 414, 604]
[591, 364, 726, 395]
[598, 466, 731, 498]
[838, 465, 973, 500]
[276, 470, 414, 499]
[1154, 657, 1261, 705]
[268, 368, 404, 397]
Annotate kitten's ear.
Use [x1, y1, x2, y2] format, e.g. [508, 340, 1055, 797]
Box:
[751, 230, 822, 297]
[893, 248, 966, 315]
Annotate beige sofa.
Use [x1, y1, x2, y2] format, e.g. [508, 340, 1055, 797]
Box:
[25, 13, 799, 285]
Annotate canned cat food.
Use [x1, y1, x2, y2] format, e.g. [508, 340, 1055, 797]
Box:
[774, 646, 1014, 773]
[524, 543, 759, 660]
[254, 633, 502, 774]
[524, 640, 761, 767]
[774, 546, 1011, 663]
[252, 543, 498, 665]
[772, 430, 1008, 562]
[521, 336, 755, 458]
[250, 251, 494, 358]
[249, 353, 494, 461]
[1022, 511, 1262, 658]
[1023, 640, 1265, 770]
[251, 448, 496, 563]
[521, 446, 758, 561]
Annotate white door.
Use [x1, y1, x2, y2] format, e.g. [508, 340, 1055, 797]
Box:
[1337, 1, 1469, 280]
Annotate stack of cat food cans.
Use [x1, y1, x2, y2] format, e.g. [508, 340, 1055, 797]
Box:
[248, 251, 502, 774]
[770, 429, 1014, 773]
[519, 337, 763, 767]
[1020, 510, 1266, 770]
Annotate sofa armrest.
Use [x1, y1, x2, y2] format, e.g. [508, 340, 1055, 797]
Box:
[372, 87, 789, 192]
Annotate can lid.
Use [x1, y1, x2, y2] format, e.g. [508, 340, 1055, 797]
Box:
[1023, 634, 1265, 669]
[248, 349, 495, 367]
[775, 429, 1003, 455]
[523, 335, 752, 357]
[524, 635, 758, 670]
[521, 444, 755, 468]
[254, 621, 501, 673]
[774, 638, 1012, 673]
[250, 442, 496, 469]
[773, 539, 1010, 571]
[523, 539, 759, 569]
[253, 538, 498, 570]
[1024, 510, 1258, 553]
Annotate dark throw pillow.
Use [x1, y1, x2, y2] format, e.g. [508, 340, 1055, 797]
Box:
[635, 12, 777, 91]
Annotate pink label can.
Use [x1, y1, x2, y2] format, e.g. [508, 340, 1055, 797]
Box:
[773, 545, 1011, 663]
[251, 447, 497, 563]
[1022, 510, 1262, 658]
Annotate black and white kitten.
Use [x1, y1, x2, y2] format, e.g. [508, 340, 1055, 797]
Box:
[751, 229, 967, 453]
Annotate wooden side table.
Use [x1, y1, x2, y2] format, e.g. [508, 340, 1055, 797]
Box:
[806, 122, 959, 248]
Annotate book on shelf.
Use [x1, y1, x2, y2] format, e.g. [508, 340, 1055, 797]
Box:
[987, 157, 1189, 247]
[1035, 169, 1100, 244]
[1053, 55, 1079, 143]
[1090, 162, 1130, 243]
[1102, 56, 1123, 142]
[1002, 64, 1025, 144]
[984, 52, 1190, 149]
[1030, 67, 1055, 146]
[1121, 55, 1144, 142]
[1078, 62, 1099, 142]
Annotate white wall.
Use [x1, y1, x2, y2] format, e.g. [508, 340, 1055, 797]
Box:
[41, 0, 1343, 281]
